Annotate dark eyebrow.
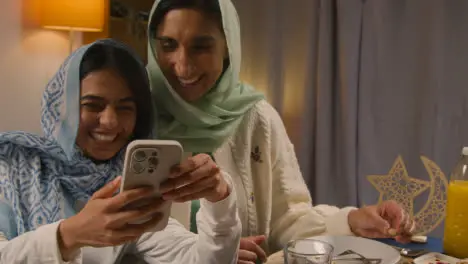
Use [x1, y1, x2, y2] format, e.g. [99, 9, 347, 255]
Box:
[192, 36, 216, 43]
[155, 35, 215, 43]
[80, 95, 104, 102]
[80, 95, 135, 103]
[155, 36, 174, 42]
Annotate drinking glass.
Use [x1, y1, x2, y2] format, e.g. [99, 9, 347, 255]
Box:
[283, 239, 334, 264]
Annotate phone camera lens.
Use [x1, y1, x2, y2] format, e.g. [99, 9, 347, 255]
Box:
[132, 162, 145, 174]
[148, 156, 158, 168]
[152, 151, 157, 156]
[133, 150, 147, 162]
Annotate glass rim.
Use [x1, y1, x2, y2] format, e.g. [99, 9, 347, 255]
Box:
[284, 238, 334, 256]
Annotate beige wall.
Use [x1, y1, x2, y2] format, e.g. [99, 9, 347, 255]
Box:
[0, 0, 81, 134]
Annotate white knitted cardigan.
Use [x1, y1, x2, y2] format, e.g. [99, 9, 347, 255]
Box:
[212, 100, 356, 254]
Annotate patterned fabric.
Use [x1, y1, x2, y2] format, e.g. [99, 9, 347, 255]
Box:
[0, 39, 147, 236]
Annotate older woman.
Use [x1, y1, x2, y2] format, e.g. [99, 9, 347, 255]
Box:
[146, 0, 415, 263]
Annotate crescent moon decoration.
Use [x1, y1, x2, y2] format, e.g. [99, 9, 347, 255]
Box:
[367, 155, 448, 235]
[415, 156, 449, 234]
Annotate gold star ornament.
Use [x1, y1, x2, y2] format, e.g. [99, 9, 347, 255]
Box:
[367, 156, 430, 217]
[367, 155, 448, 235]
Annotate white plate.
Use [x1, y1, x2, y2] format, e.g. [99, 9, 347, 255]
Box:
[311, 236, 401, 264]
[413, 252, 460, 264]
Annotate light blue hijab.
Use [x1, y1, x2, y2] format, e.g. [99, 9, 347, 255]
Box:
[0, 39, 150, 237]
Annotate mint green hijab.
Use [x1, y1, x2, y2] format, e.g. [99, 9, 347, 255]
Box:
[147, 0, 264, 153]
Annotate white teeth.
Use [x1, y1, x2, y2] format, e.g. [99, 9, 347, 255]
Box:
[92, 133, 116, 142]
[178, 77, 201, 85]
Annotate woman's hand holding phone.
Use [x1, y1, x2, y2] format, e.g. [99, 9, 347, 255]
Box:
[58, 177, 165, 261]
[159, 154, 230, 203]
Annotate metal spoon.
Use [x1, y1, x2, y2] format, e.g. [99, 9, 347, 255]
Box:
[393, 247, 428, 258]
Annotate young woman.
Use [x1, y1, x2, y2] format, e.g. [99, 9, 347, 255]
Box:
[0, 39, 241, 264]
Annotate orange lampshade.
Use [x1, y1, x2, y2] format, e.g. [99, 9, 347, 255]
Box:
[40, 0, 105, 32]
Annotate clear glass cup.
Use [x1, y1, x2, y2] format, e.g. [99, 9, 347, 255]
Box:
[284, 239, 334, 264]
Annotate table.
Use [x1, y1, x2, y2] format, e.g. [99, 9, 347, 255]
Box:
[265, 237, 443, 264]
[374, 237, 443, 253]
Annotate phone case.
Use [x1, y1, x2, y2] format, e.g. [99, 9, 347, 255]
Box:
[120, 140, 183, 232]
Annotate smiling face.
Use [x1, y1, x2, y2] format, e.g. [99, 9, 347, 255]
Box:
[154, 8, 228, 102]
[75, 68, 137, 161]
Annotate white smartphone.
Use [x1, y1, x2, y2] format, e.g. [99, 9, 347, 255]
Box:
[120, 139, 183, 232]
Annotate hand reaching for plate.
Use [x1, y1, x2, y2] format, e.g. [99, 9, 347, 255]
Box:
[348, 200, 415, 243]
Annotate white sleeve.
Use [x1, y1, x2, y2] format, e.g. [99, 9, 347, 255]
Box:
[134, 173, 241, 264]
[0, 221, 82, 264]
[263, 103, 356, 251]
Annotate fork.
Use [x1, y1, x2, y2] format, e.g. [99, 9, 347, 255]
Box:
[334, 250, 382, 264]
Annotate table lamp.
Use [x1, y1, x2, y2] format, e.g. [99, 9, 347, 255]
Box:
[40, 0, 105, 54]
